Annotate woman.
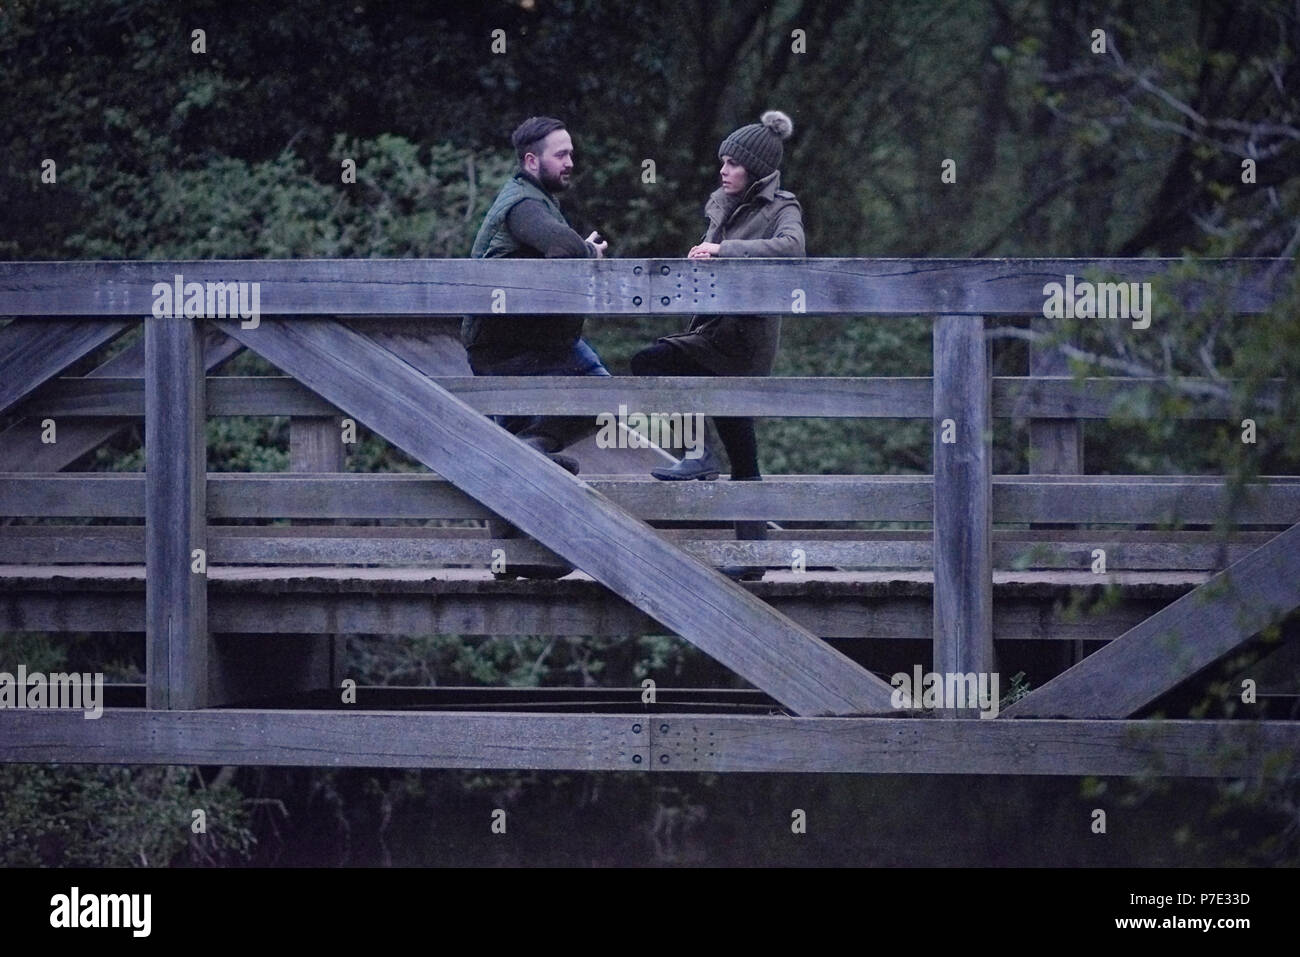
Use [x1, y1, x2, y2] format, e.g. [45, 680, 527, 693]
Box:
[630, 110, 804, 579]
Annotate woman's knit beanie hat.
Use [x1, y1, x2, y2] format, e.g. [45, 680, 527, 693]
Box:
[718, 110, 794, 180]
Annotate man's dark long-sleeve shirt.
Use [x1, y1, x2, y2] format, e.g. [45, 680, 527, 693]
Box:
[505, 199, 593, 259]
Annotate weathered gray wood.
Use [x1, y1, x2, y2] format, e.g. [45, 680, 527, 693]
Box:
[932, 316, 994, 715]
[0, 318, 130, 414]
[206, 582, 1166, 642]
[0, 524, 1267, 570]
[406, 376, 931, 418]
[0, 474, 144, 516]
[279, 410, 347, 694]
[1027, 337, 1082, 473]
[5, 472, 1300, 524]
[165, 524, 1295, 543]
[644, 715, 1299, 775]
[1005, 522, 1300, 718]
[0, 709, 647, 770]
[285, 395, 348, 684]
[0, 588, 143, 631]
[0, 259, 649, 316]
[0, 326, 241, 471]
[646, 258, 1288, 316]
[1027, 325, 1084, 669]
[0, 259, 1288, 316]
[994, 377, 1275, 419]
[357, 316, 469, 376]
[361, 317, 672, 473]
[145, 317, 208, 709]
[0, 709, 1293, 776]
[216, 317, 895, 716]
[21, 373, 1287, 420]
[0, 572, 1178, 640]
[203, 473, 930, 522]
[290, 417, 345, 472]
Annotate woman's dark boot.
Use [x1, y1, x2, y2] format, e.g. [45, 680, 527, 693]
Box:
[650, 447, 722, 481]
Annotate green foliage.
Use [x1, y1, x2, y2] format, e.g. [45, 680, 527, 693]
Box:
[0, 765, 255, 867]
[62, 136, 512, 261]
[346, 632, 700, 690]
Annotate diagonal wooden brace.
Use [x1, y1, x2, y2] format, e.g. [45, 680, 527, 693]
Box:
[217, 317, 895, 716]
[1004, 521, 1300, 718]
[0, 324, 241, 471]
[0, 317, 130, 415]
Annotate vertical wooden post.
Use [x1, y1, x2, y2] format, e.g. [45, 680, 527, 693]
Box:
[1029, 318, 1085, 669]
[1028, 326, 1083, 474]
[933, 315, 994, 717]
[290, 417, 346, 473]
[291, 416, 346, 691]
[208, 414, 346, 705]
[146, 315, 208, 709]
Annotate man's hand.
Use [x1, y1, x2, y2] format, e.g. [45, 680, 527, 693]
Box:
[586, 231, 608, 258]
[688, 242, 721, 259]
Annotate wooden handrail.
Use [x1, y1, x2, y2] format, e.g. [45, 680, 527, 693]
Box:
[0, 257, 1289, 316]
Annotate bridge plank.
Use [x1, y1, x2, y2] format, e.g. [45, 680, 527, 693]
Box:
[1004, 522, 1300, 718]
[213, 317, 895, 716]
[0, 572, 1174, 639]
[0, 524, 1267, 569]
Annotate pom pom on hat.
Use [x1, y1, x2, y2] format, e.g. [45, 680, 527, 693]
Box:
[760, 110, 793, 140]
[718, 109, 794, 180]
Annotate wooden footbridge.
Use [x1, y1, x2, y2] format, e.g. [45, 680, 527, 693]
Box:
[1, 258, 1296, 775]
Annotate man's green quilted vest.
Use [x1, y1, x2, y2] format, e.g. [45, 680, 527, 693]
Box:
[463, 172, 584, 362]
[471, 173, 567, 259]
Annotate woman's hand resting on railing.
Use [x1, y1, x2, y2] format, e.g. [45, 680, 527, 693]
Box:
[688, 242, 722, 259]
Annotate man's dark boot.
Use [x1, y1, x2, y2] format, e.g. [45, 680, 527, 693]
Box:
[521, 435, 579, 474]
[490, 436, 580, 580]
[720, 476, 766, 582]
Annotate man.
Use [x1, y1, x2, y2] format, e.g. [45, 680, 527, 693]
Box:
[465, 115, 610, 472]
[465, 116, 609, 578]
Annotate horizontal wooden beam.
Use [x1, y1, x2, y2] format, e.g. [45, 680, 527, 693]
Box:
[4, 473, 1298, 524]
[0, 525, 1266, 570]
[0, 709, 1293, 776]
[0, 571, 1183, 639]
[20, 374, 1284, 420]
[0, 258, 1287, 316]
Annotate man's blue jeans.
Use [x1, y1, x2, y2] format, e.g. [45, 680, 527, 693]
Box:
[467, 338, 610, 452]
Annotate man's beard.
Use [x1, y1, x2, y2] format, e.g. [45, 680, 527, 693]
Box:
[538, 166, 570, 192]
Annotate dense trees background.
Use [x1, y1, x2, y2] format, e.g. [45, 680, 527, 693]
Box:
[1, 0, 1297, 865]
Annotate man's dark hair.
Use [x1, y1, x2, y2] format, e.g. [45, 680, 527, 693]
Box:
[512, 116, 566, 164]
